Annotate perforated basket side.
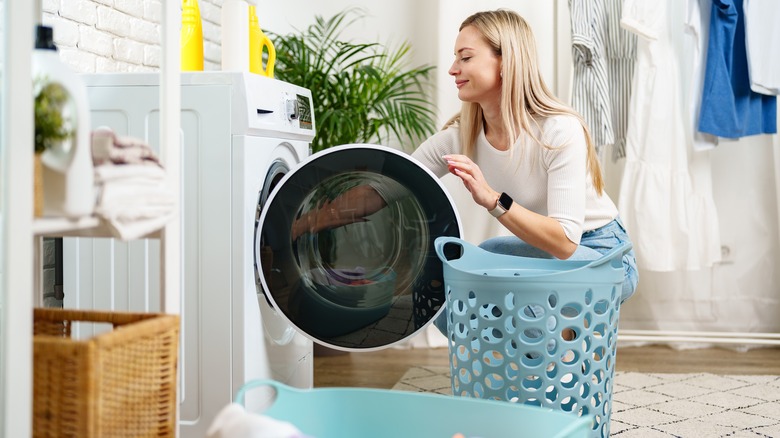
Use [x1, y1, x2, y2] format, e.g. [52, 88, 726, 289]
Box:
[435, 237, 628, 438]
[445, 279, 620, 438]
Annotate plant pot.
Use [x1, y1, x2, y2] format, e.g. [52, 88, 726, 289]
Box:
[34, 152, 43, 217]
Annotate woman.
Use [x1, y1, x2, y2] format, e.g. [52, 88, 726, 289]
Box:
[411, 10, 637, 332]
[293, 9, 637, 332]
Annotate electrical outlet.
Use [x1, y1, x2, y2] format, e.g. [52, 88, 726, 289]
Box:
[720, 245, 734, 264]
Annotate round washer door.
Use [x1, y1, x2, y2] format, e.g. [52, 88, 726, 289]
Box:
[256, 144, 462, 351]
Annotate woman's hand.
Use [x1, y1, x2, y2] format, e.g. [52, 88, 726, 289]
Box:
[442, 154, 578, 259]
[443, 154, 499, 210]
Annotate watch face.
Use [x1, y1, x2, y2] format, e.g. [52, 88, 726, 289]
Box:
[499, 192, 513, 210]
[256, 144, 463, 351]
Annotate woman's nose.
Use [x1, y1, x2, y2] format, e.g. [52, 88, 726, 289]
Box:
[448, 62, 458, 76]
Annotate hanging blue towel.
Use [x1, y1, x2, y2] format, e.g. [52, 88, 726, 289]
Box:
[699, 0, 776, 139]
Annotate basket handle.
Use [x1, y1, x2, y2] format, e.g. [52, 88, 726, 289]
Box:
[583, 241, 633, 270]
[436, 236, 631, 271]
[434, 236, 480, 266]
[234, 379, 293, 406]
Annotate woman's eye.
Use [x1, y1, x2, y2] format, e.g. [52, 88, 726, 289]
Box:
[461, 57, 471, 62]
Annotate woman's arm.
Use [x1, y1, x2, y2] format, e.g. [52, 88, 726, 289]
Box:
[495, 198, 578, 259]
[291, 185, 388, 239]
[443, 154, 578, 259]
[292, 129, 458, 239]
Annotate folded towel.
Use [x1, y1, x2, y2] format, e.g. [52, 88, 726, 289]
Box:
[94, 162, 168, 182]
[93, 169, 176, 240]
[92, 126, 162, 167]
[206, 403, 311, 438]
[91, 128, 176, 240]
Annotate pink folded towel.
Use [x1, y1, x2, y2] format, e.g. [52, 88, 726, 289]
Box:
[91, 126, 162, 167]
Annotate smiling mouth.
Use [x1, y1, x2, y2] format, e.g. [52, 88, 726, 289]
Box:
[455, 80, 467, 89]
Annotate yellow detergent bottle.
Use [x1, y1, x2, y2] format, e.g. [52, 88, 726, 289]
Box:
[181, 0, 204, 71]
[249, 5, 276, 78]
[223, 0, 276, 76]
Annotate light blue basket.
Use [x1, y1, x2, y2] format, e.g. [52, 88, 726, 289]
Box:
[236, 379, 592, 438]
[435, 237, 632, 438]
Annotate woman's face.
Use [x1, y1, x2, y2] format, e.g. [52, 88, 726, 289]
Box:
[449, 25, 502, 107]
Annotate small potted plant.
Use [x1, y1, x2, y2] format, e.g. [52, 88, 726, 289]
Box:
[270, 8, 437, 153]
[33, 79, 74, 216]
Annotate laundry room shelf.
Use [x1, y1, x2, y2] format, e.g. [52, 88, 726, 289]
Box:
[33, 216, 99, 236]
[33, 216, 163, 239]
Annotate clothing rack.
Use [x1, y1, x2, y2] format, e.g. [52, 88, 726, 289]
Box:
[552, 0, 780, 349]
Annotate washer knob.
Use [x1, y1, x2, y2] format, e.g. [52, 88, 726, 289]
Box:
[285, 98, 299, 120]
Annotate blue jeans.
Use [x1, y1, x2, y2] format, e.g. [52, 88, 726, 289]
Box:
[433, 217, 638, 335]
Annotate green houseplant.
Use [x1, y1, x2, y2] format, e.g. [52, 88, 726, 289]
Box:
[270, 8, 437, 153]
[33, 79, 74, 216]
[35, 80, 74, 154]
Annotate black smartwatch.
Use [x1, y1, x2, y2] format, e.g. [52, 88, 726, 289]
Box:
[489, 192, 513, 218]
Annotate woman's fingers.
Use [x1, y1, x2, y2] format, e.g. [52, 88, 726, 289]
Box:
[444, 154, 475, 176]
[443, 155, 496, 209]
[444, 155, 482, 184]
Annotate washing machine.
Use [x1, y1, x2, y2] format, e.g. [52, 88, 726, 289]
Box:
[66, 72, 315, 437]
[69, 72, 465, 436]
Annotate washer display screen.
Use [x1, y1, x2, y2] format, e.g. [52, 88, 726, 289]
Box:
[256, 144, 462, 350]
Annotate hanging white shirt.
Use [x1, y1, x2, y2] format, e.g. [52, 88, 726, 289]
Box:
[743, 0, 780, 95]
[619, 0, 721, 271]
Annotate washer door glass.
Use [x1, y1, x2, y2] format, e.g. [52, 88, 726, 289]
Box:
[256, 144, 462, 350]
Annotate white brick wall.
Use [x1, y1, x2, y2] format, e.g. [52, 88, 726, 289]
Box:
[43, 0, 223, 74]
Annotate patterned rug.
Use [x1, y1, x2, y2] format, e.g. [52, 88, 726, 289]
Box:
[392, 366, 780, 437]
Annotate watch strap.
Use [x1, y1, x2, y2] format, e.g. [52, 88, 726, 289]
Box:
[489, 192, 512, 218]
[488, 203, 506, 217]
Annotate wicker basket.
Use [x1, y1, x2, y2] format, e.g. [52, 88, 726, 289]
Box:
[33, 308, 180, 438]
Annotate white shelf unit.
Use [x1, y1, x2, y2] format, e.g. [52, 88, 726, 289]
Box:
[1, 2, 181, 436]
[33, 217, 163, 239]
[33, 216, 101, 236]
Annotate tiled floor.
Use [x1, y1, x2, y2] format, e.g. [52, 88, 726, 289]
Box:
[392, 366, 780, 437]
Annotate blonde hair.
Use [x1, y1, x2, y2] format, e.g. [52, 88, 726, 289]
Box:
[445, 9, 604, 194]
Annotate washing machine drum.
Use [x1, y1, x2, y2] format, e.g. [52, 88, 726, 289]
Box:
[256, 144, 462, 350]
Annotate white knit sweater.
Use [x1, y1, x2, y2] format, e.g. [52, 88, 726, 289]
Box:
[412, 114, 618, 244]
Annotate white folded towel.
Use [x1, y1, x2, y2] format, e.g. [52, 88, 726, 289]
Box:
[93, 168, 176, 240]
[91, 128, 176, 240]
[206, 403, 311, 438]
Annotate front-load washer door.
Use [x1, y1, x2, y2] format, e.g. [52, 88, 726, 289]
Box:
[256, 144, 462, 351]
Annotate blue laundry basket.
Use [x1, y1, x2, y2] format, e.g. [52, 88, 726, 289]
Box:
[235, 379, 592, 438]
[435, 237, 632, 438]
